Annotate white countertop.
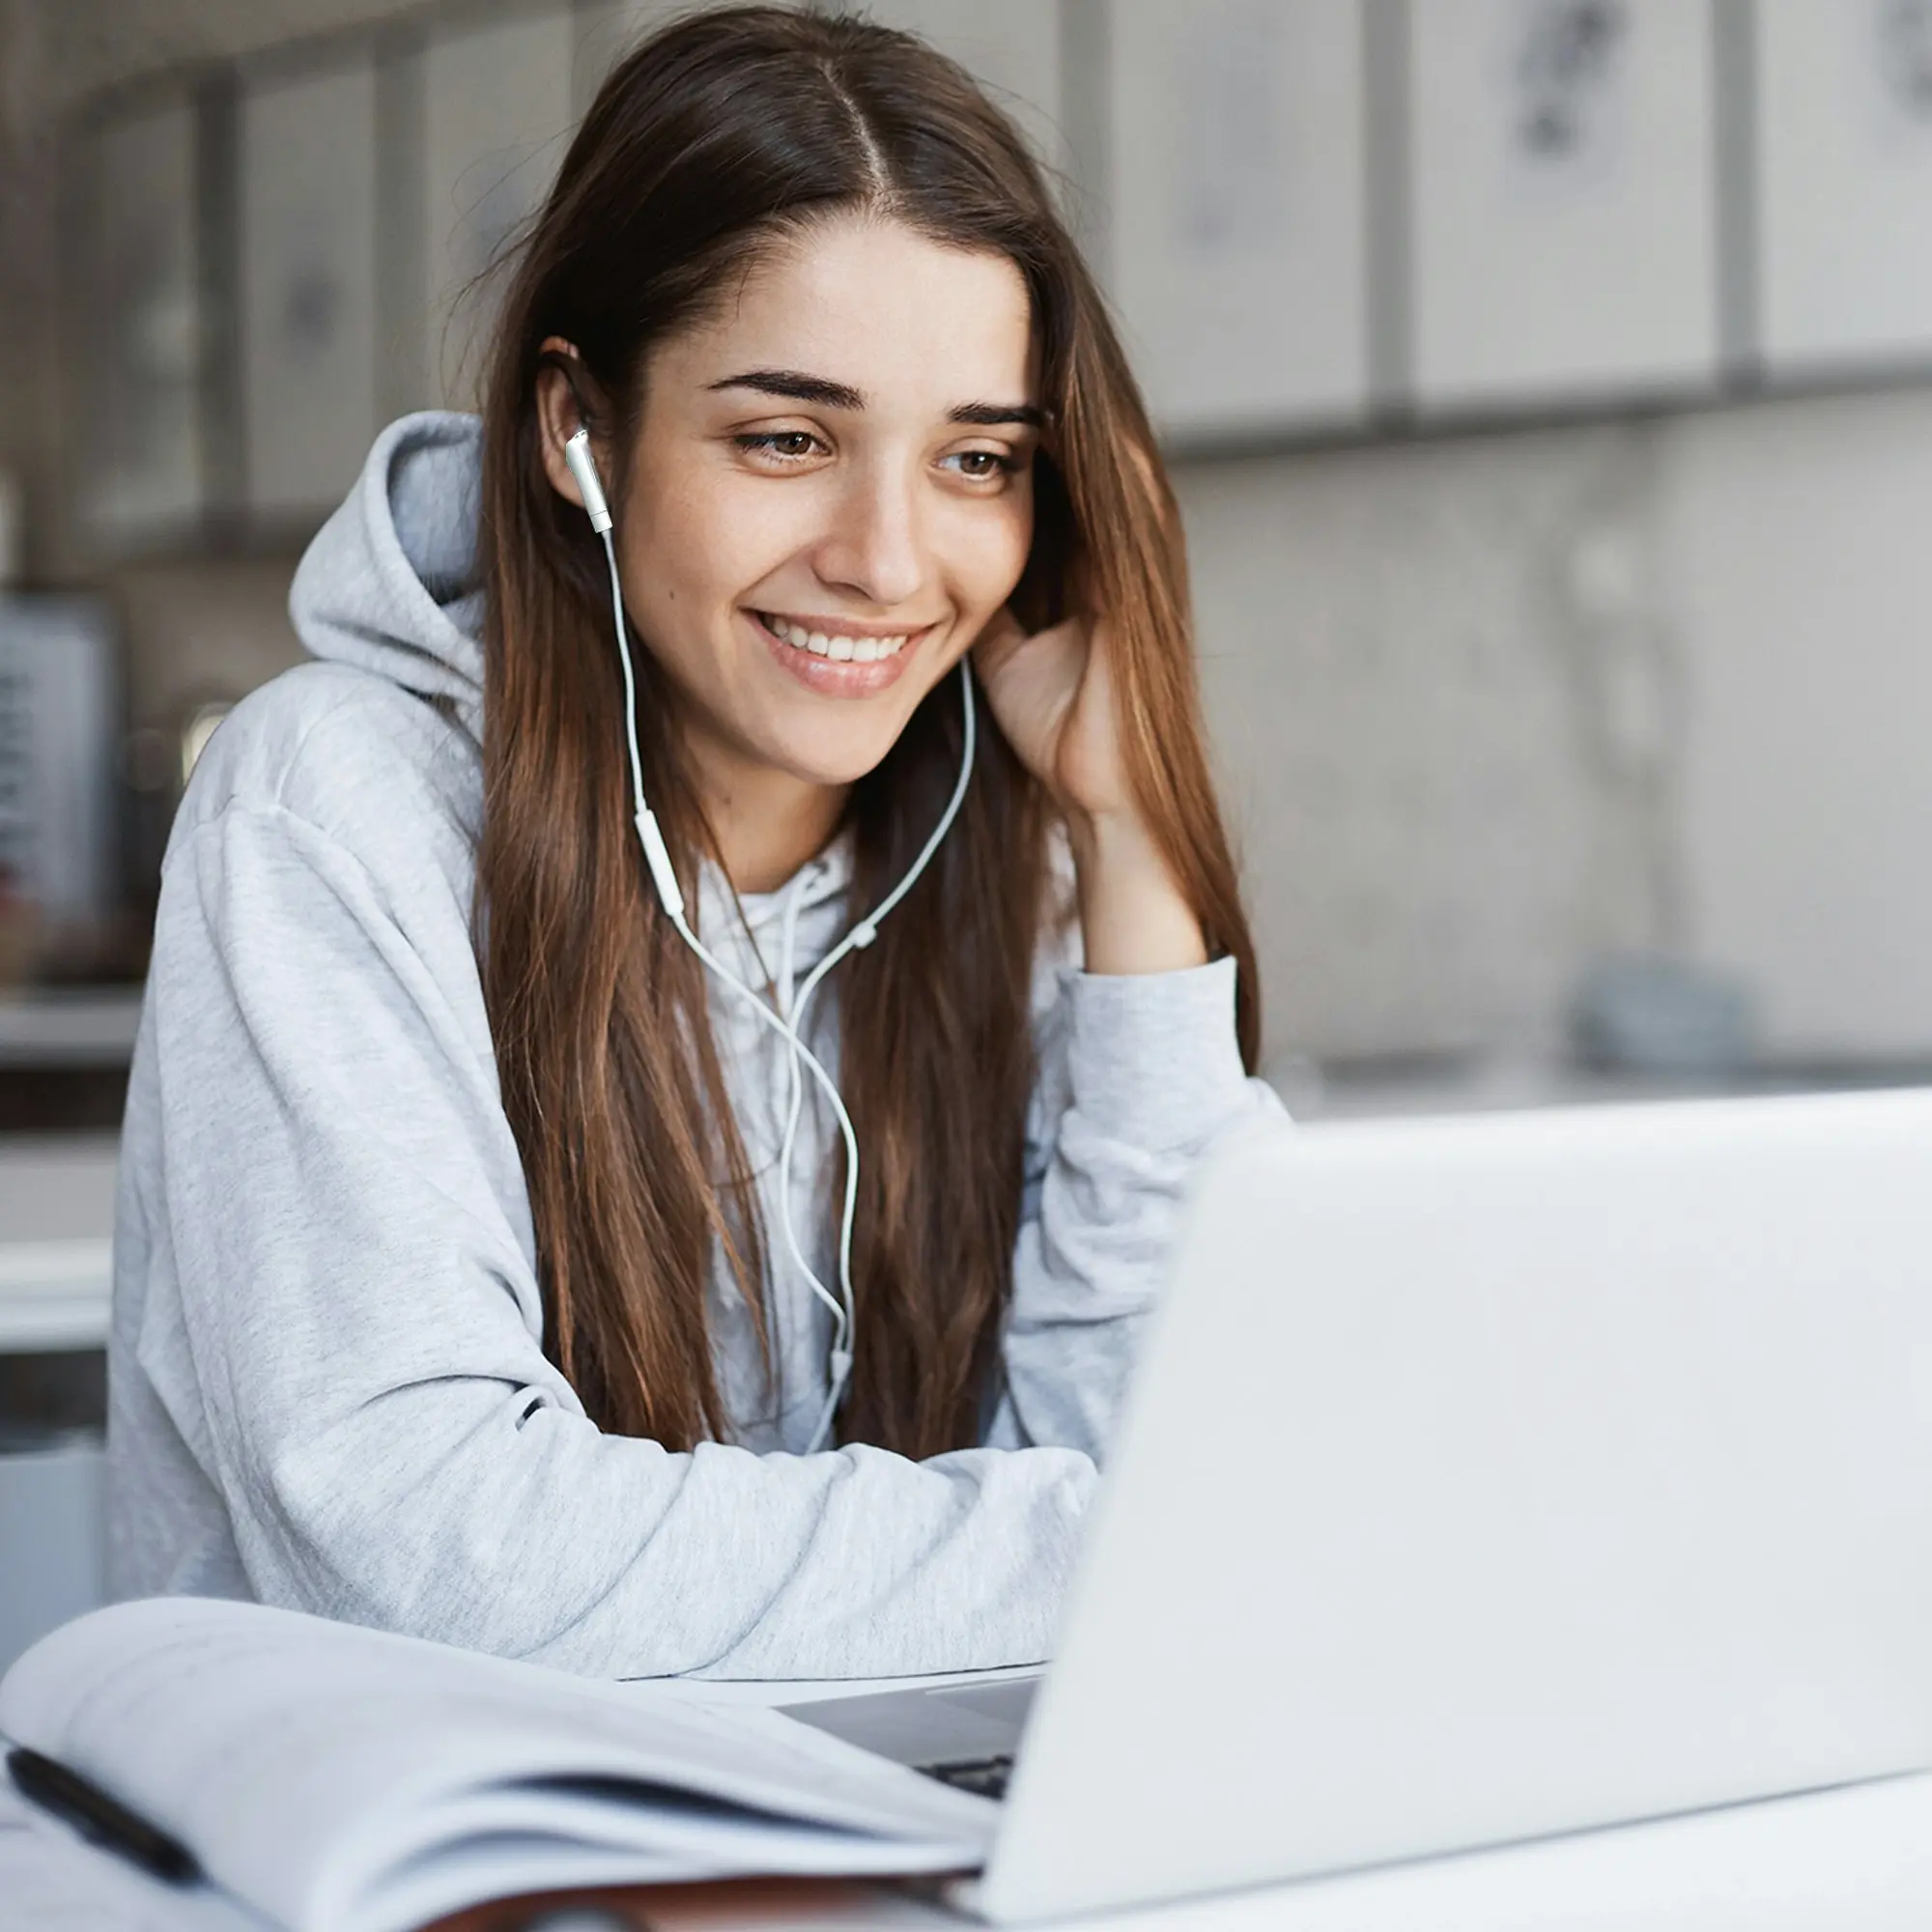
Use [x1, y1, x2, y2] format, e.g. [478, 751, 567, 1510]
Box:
[7, 1758, 1932, 1931]
[0, 989, 141, 1067]
[0, 1135, 116, 1351]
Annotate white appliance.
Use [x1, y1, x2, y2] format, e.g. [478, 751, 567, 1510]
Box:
[0, 597, 117, 940]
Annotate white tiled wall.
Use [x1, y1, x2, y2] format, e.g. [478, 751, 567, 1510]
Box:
[1180, 423, 1675, 1066]
[1659, 386, 1932, 1059]
[1180, 382, 1932, 1071]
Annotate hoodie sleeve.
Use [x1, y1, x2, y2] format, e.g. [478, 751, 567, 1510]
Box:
[990, 955, 1290, 1463]
[129, 796, 1093, 1680]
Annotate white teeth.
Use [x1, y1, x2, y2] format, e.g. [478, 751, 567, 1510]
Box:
[763, 615, 910, 663]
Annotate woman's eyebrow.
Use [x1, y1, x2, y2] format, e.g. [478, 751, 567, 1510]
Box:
[949, 401, 1044, 430]
[709, 369, 863, 409]
[707, 369, 1042, 430]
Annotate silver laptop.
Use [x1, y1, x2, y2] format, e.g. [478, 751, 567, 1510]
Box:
[784, 1090, 1932, 1921]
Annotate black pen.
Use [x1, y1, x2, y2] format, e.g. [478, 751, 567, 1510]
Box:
[6, 1744, 203, 1886]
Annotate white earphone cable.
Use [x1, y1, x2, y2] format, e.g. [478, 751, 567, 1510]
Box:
[768, 670, 977, 1426]
[600, 529, 860, 1343]
[594, 521, 972, 1452]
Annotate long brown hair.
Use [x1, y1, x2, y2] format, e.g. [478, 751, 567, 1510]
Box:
[476, 7, 1259, 1460]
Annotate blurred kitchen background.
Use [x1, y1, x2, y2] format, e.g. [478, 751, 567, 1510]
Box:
[5, 0, 1932, 1656]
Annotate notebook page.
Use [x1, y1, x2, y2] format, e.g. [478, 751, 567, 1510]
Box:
[0, 1599, 995, 1932]
[340, 1783, 982, 1932]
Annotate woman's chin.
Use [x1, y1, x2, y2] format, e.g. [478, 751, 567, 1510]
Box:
[755, 671, 954, 788]
[767, 733, 901, 791]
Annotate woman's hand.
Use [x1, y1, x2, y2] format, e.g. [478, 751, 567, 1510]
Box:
[973, 610, 1208, 976]
[971, 607, 1132, 826]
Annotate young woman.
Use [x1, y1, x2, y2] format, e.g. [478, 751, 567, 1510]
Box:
[107, 7, 1284, 1678]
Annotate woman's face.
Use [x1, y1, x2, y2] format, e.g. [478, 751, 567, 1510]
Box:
[572, 213, 1040, 795]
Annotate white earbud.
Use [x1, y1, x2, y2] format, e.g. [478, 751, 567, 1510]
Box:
[563, 428, 612, 534]
[567, 424, 975, 1452]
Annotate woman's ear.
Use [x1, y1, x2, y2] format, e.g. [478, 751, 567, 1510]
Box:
[534, 337, 603, 513]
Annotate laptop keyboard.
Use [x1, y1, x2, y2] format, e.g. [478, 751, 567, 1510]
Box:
[918, 1754, 1013, 1801]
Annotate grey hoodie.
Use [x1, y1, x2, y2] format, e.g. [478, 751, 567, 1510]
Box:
[107, 412, 1285, 1678]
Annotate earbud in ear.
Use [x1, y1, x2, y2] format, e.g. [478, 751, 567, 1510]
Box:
[563, 429, 613, 535]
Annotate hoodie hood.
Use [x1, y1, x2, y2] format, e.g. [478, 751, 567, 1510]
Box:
[290, 412, 489, 737]
[287, 409, 862, 979]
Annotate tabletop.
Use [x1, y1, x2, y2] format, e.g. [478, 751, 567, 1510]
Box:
[12, 1765, 1932, 1932]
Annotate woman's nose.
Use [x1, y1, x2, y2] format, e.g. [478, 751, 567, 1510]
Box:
[811, 466, 925, 610]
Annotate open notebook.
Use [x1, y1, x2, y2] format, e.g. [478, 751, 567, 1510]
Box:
[0, 1597, 997, 1932]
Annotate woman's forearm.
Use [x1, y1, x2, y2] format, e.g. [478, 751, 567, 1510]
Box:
[1066, 810, 1209, 976]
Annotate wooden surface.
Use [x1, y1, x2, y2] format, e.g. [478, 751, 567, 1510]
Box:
[423, 1876, 945, 1931]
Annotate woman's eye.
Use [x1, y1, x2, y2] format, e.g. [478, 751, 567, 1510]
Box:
[735, 431, 823, 462]
[947, 449, 1017, 480]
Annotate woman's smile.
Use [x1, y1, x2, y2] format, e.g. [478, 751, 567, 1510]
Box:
[749, 609, 938, 696]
